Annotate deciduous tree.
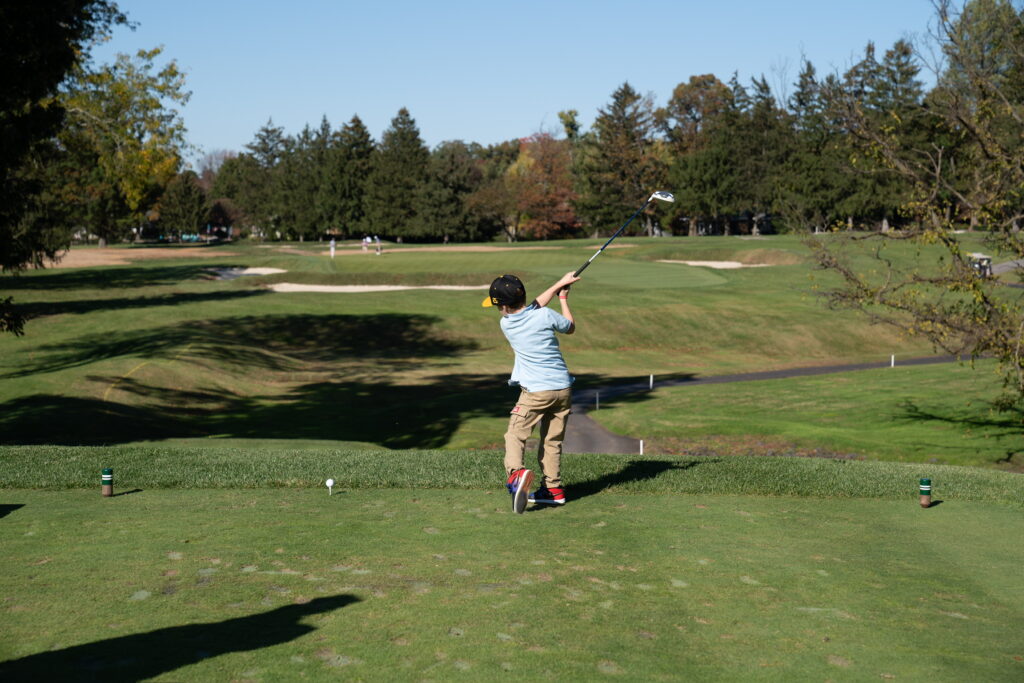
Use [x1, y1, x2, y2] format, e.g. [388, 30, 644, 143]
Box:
[810, 0, 1024, 410]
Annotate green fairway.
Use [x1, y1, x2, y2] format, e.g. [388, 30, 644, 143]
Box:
[2, 486, 1022, 681]
[590, 360, 1024, 469]
[0, 236, 954, 453]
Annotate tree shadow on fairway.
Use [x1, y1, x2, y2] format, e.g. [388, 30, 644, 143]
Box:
[0, 264, 221, 291]
[0, 373, 515, 447]
[897, 400, 1024, 464]
[19, 289, 269, 320]
[3, 312, 476, 378]
[0, 395, 206, 444]
[0, 504, 24, 519]
[0, 594, 360, 682]
[568, 458, 704, 502]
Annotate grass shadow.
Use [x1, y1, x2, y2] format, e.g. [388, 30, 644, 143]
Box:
[4, 313, 478, 378]
[19, 290, 269, 319]
[0, 594, 360, 682]
[0, 369, 695, 449]
[0, 504, 25, 519]
[1, 264, 222, 291]
[898, 400, 1024, 465]
[570, 459, 704, 501]
[0, 373, 514, 447]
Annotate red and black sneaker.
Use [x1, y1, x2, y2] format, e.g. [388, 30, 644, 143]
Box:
[529, 487, 566, 506]
[506, 468, 534, 514]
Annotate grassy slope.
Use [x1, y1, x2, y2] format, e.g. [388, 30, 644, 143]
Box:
[0, 237, 943, 452]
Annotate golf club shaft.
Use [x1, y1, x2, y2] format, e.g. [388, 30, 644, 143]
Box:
[574, 200, 652, 276]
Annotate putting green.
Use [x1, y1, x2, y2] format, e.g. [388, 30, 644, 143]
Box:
[526, 259, 728, 290]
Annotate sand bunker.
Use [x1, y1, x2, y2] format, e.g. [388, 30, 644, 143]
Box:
[657, 259, 771, 269]
[209, 267, 287, 280]
[270, 283, 488, 293]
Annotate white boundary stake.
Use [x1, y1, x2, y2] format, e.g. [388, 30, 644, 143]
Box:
[649, 374, 654, 390]
[891, 354, 895, 368]
[639, 439, 644, 455]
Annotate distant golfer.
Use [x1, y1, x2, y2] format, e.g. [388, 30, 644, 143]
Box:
[483, 271, 580, 513]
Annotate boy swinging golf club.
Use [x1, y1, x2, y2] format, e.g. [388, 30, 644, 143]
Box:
[483, 190, 674, 514]
[484, 271, 580, 514]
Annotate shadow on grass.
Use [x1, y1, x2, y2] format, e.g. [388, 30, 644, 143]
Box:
[0, 372, 635, 449]
[0, 504, 24, 519]
[571, 459, 704, 501]
[1, 264, 223, 291]
[0, 374, 512, 448]
[3, 313, 477, 377]
[0, 594, 359, 682]
[898, 400, 1024, 465]
[19, 289, 269, 319]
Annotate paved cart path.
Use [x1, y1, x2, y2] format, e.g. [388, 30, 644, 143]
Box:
[563, 355, 959, 455]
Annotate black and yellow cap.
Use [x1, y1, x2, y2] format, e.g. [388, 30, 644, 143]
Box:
[482, 274, 525, 308]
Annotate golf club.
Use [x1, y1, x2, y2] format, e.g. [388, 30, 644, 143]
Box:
[573, 191, 674, 277]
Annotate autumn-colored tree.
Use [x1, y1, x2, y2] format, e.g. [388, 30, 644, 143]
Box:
[59, 47, 191, 245]
[508, 133, 579, 239]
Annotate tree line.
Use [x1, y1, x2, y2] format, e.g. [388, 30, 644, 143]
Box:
[190, 38, 927, 244]
[5, 1, 1013, 254]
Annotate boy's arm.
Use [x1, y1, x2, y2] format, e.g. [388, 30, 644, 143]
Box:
[534, 272, 581, 308]
[557, 286, 575, 334]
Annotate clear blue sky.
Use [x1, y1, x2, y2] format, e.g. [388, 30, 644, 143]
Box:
[92, 0, 939, 165]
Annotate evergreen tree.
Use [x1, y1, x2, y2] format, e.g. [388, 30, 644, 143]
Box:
[158, 170, 207, 236]
[412, 140, 488, 241]
[363, 108, 429, 240]
[276, 124, 322, 240]
[778, 61, 847, 231]
[576, 83, 665, 236]
[320, 115, 374, 238]
[242, 120, 286, 236]
[667, 75, 746, 235]
[210, 154, 261, 234]
[1, 1, 127, 281]
[464, 139, 522, 241]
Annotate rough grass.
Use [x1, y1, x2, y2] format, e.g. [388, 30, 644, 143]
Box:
[589, 360, 1024, 470]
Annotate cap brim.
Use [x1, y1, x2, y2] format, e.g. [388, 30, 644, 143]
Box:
[481, 296, 493, 307]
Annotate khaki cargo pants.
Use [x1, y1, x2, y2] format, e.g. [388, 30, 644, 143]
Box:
[503, 387, 572, 489]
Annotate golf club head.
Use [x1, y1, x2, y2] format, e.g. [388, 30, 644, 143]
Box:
[650, 190, 675, 203]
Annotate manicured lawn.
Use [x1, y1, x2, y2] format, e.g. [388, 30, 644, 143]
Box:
[2, 485, 1022, 680]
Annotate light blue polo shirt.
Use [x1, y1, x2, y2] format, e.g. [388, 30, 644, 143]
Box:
[500, 302, 574, 391]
